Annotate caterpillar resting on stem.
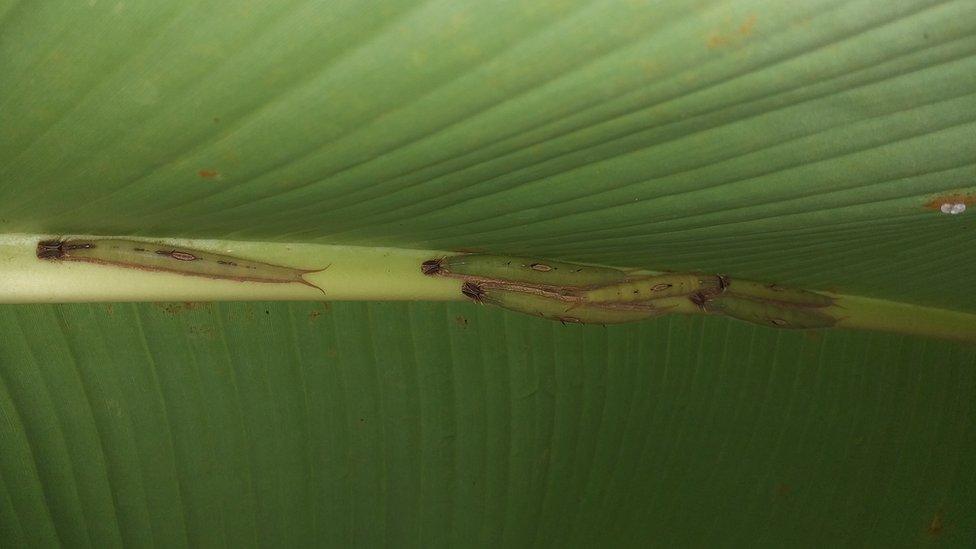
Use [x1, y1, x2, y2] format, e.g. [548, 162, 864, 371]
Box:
[37, 238, 328, 293]
[461, 282, 673, 324]
[704, 295, 837, 329]
[422, 254, 629, 288]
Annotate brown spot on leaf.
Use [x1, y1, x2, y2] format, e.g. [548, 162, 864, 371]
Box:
[198, 169, 219, 179]
[455, 315, 468, 328]
[928, 511, 944, 536]
[153, 302, 207, 315]
[706, 33, 730, 49]
[707, 14, 758, 49]
[189, 325, 215, 339]
[738, 14, 757, 36]
[774, 482, 792, 498]
[803, 330, 823, 342]
[923, 192, 976, 211]
[308, 304, 329, 321]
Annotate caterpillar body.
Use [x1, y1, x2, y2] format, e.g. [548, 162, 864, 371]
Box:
[461, 282, 672, 324]
[37, 238, 327, 291]
[724, 279, 834, 307]
[423, 254, 629, 288]
[578, 273, 727, 302]
[705, 295, 837, 329]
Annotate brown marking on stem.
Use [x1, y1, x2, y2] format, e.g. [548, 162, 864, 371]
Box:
[556, 316, 582, 325]
[770, 318, 789, 327]
[217, 260, 238, 266]
[530, 263, 552, 272]
[651, 283, 673, 292]
[133, 247, 147, 252]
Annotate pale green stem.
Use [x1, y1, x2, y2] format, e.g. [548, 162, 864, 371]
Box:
[1, 234, 974, 343]
[827, 295, 976, 343]
[662, 293, 976, 342]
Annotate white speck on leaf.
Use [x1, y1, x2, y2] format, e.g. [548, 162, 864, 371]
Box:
[940, 203, 966, 215]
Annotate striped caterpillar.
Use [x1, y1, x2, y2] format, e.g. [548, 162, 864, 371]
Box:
[37, 238, 328, 292]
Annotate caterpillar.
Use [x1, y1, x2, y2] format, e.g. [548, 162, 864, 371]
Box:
[460, 281, 672, 324]
[704, 295, 837, 329]
[37, 238, 328, 292]
[724, 279, 834, 307]
[422, 254, 629, 288]
[577, 273, 728, 302]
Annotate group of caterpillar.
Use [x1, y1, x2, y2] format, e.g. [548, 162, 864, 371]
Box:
[422, 254, 837, 329]
[34, 239, 836, 329]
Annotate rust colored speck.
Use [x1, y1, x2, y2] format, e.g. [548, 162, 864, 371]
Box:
[738, 14, 757, 36]
[198, 169, 219, 179]
[707, 14, 757, 49]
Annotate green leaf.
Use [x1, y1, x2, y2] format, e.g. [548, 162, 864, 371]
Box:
[1, 0, 974, 545]
[1, 303, 974, 546]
